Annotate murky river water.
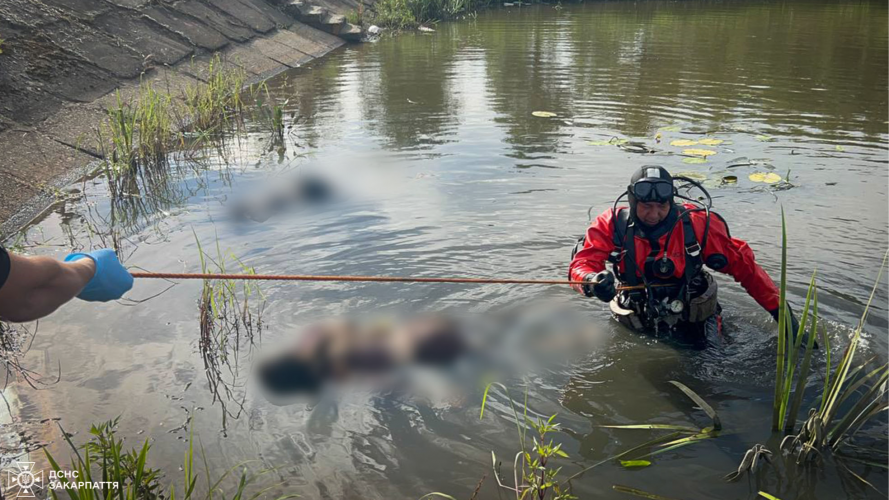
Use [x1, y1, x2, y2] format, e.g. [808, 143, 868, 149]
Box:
[3, 0, 888, 498]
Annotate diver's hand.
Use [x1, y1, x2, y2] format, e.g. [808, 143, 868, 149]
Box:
[585, 271, 616, 303]
[770, 306, 818, 349]
[64, 249, 133, 302]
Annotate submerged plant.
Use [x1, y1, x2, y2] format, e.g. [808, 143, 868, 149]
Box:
[43, 418, 297, 500]
[194, 230, 265, 434]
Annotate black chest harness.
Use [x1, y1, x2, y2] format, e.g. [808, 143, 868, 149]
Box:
[607, 208, 703, 292]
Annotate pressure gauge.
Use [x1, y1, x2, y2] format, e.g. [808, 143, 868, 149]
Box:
[669, 300, 684, 314]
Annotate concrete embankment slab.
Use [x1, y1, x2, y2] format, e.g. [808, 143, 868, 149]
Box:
[207, 0, 278, 33]
[92, 12, 195, 66]
[144, 5, 232, 51]
[170, 1, 257, 42]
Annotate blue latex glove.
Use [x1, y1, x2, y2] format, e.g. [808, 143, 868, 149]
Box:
[64, 249, 133, 302]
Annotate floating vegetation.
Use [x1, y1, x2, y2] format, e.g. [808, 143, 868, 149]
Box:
[587, 137, 629, 146]
[674, 171, 707, 182]
[682, 157, 707, 164]
[619, 460, 652, 469]
[618, 142, 657, 154]
[755, 135, 776, 142]
[658, 125, 682, 132]
[682, 148, 717, 157]
[698, 138, 724, 146]
[749, 172, 782, 183]
[835, 145, 845, 152]
[532, 111, 558, 118]
[612, 484, 681, 500]
[670, 139, 698, 147]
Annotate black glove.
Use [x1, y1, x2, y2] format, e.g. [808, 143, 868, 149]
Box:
[770, 306, 818, 349]
[584, 271, 616, 303]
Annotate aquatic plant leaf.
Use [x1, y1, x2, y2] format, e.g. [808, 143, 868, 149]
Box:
[599, 424, 700, 433]
[532, 111, 557, 118]
[772, 209, 789, 431]
[837, 461, 883, 496]
[682, 157, 708, 164]
[670, 139, 698, 146]
[613, 485, 681, 500]
[587, 140, 613, 146]
[755, 135, 776, 142]
[698, 138, 724, 146]
[783, 273, 818, 432]
[683, 148, 717, 157]
[758, 493, 782, 500]
[619, 460, 652, 468]
[419, 494, 457, 500]
[612, 138, 629, 145]
[668, 381, 721, 430]
[821, 252, 888, 434]
[749, 172, 782, 184]
[659, 125, 682, 132]
[674, 171, 707, 181]
[835, 145, 845, 152]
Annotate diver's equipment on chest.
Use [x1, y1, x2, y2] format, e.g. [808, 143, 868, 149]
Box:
[611, 272, 718, 335]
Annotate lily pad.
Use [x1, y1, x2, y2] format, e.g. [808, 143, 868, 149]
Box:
[683, 148, 717, 157]
[587, 137, 628, 146]
[620, 460, 652, 468]
[698, 138, 724, 146]
[755, 135, 776, 142]
[835, 145, 845, 152]
[659, 125, 682, 132]
[532, 111, 557, 118]
[682, 157, 708, 164]
[675, 171, 707, 181]
[670, 139, 699, 147]
[749, 172, 782, 184]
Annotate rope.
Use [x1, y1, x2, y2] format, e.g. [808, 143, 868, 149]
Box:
[130, 272, 658, 291]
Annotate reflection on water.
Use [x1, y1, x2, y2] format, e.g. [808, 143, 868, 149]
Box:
[3, 0, 887, 498]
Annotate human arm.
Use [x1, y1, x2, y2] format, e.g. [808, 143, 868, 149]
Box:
[0, 248, 132, 323]
[0, 251, 96, 322]
[696, 213, 779, 313]
[568, 209, 619, 297]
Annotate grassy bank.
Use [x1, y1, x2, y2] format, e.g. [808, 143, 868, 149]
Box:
[372, 0, 499, 29]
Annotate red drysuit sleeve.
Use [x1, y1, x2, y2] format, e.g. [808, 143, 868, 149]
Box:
[568, 208, 620, 295]
[697, 212, 779, 312]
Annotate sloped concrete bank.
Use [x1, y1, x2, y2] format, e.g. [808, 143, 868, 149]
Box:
[0, 0, 374, 235]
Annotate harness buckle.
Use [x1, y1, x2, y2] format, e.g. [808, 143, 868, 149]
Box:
[686, 242, 702, 257]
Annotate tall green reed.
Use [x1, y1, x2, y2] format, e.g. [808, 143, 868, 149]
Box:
[769, 209, 887, 467]
[43, 417, 297, 500]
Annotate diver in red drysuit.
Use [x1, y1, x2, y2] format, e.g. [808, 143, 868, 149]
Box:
[568, 165, 795, 344]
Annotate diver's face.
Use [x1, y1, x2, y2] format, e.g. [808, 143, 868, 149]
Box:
[636, 201, 671, 226]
